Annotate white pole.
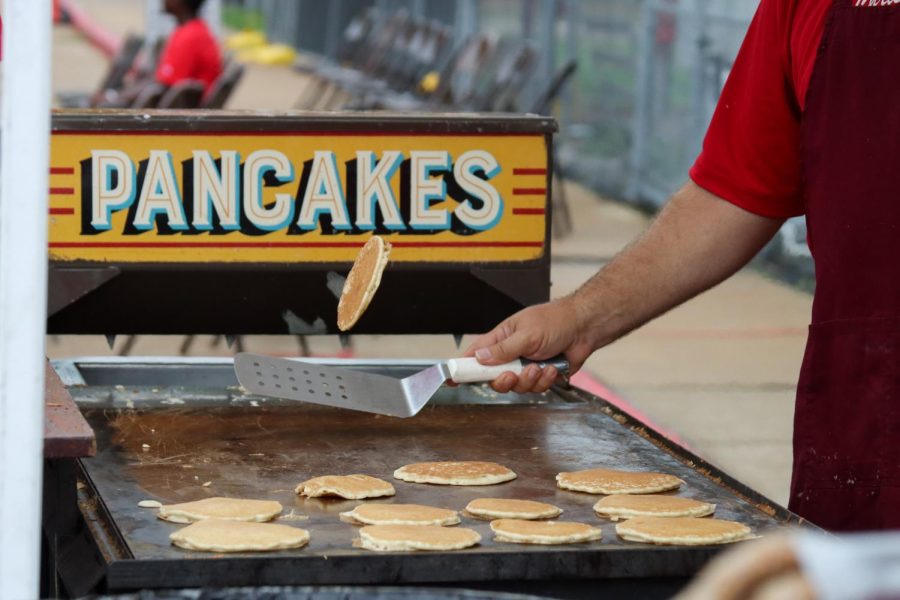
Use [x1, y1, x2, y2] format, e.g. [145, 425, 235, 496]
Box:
[0, 0, 53, 597]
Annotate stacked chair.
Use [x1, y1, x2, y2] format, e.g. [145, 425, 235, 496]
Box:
[294, 7, 579, 239]
[59, 33, 244, 110]
[294, 7, 577, 118]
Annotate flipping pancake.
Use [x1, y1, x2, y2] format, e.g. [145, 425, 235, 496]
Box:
[594, 495, 715, 521]
[337, 235, 391, 331]
[465, 498, 562, 520]
[616, 516, 752, 545]
[490, 519, 602, 545]
[170, 519, 309, 552]
[341, 503, 460, 526]
[556, 467, 683, 495]
[157, 497, 283, 524]
[394, 461, 516, 485]
[296, 474, 395, 499]
[357, 525, 481, 552]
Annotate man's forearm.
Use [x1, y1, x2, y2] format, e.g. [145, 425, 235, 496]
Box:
[571, 180, 785, 349]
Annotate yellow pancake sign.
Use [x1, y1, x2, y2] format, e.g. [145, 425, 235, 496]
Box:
[48, 122, 550, 264]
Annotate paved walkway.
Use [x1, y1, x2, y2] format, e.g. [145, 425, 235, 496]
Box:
[47, 0, 814, 506]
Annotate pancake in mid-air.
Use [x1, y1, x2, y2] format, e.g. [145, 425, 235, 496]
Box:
[157, 497, 283, 524]
[340, 503, 460, 526]
[490, 519, 602, 545]
[296, 474, 395, 499]
[394, 461, 516, 485]
[464, 498, 561, 520]
[556, 467, 683, 495]
[337, 235, 391, 331]
[170, 519, 310, 552]
[594, 495, 715, 521]
[616, 516, 752, 545]
[356, 524, 481, 552]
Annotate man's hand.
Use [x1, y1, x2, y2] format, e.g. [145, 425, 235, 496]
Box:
[464, 297, 595, 394]
[466, 181, 785, 393]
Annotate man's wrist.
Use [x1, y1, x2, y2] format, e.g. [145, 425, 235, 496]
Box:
[563, 291, 609, 353]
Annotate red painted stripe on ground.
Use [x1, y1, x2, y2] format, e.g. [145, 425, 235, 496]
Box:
[49, 167, 75, 175]
[49, 187, 75, 195]
[49, 208, 75, 215]
[569, 370, 694, 451]
[48, 241, 544, 249]
[513, 168, 547, 175]
[513, 188, 547, 196]
[59, 0, 122, 59]
[644, 327, 808, 339]
[513, 208, 545, 215]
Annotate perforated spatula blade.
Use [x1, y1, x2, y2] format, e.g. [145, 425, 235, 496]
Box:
[234, 352, 568, 418]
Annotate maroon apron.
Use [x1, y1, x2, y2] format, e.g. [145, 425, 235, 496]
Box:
[790, 0, 900, 531]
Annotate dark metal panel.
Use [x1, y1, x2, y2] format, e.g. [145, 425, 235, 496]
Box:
[46, 268, 546, 335]
[47, 266, 120, 317]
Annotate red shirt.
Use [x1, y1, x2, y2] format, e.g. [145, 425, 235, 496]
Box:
[689, 0, 832, 218]
[155, 19, 222, 92]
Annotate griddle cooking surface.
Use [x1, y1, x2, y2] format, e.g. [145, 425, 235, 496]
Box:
[76, 386, 800, 590]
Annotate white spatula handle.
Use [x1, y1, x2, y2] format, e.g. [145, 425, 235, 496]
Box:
[446, 355, 570, 384]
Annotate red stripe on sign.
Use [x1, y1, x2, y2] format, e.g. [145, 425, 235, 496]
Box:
[49, 187, 75, 195]
[48, 241, 544, 249]
[49, 208, 76, 215]
[513, 208, 545, 215]
[513, 188, 546, 196]
[513, 168, 547, 175]
[49, 167, 75, 175]
[51, 130, 542, 138]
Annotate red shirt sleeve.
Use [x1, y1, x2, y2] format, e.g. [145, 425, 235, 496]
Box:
[689, 0, 805, 218]
[155, 26, 195, 87]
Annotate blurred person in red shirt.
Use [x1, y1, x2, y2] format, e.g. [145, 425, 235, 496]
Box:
[97, 0, 221, 106]
[155, 0, 222, 93]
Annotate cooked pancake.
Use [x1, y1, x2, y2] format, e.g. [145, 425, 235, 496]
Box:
[394, 461, 516, 485]
[594, 495, 715, 521]
[556, 467, 683, 495]
[616, 516, 752, 545]
[157, 497, 283, 524]
[337, 235, 391, 331]
[357, 525, 481, 551]
[169, 519, 309, 552]
[341, 503, 460, 526]
[490, 519, 602, 545]
[465, 498, 562, 520]
[296, 474, 395, 499]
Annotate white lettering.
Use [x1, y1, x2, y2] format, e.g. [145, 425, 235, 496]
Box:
[134, 150, 188, 230]
[192, 150, 240, 230]
[243, 150, 295, 231]
[356, 150, 405, 230]
[297, 151, 351, 230]
[453, 150, 503, 231]
[91, 150, 135, 230]
[409, 150, 451, 230]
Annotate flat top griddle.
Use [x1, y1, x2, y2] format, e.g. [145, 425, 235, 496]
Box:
[64, 358, 806, 592]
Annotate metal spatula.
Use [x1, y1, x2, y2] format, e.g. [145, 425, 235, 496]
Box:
[234, 353, 569, 418]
